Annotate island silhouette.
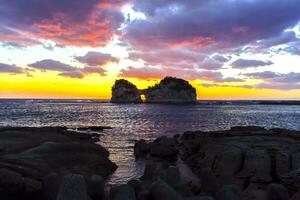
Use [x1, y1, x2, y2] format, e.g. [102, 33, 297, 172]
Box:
[111, 77, 197, 104]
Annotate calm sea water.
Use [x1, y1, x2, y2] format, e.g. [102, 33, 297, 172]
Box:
[1, 99, 300, 184]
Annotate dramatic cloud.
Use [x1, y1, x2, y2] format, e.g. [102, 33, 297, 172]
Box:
[28, 59, 76, 72]
[0, 0, 126, 47]
[231, 59, 273, 69]
[125, 0, 300, 52]
[0, 63, 24, 74]
[75, 52, 119, 66]
[120, 1, 300, 80]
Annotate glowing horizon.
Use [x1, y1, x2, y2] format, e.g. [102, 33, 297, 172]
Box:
[1, 1, 300, 100]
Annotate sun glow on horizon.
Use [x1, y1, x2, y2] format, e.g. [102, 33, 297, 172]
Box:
[0, 1, 300, 100]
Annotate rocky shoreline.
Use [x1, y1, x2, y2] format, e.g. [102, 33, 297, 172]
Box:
[0, 126, 116, 200]
[134, 126, 300, 200]
[1, 126, 300, 200]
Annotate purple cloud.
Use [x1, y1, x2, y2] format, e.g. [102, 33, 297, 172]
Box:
[199, 57, 224, 70]
[212, 55, 231, 63]
[82, 66, 105, 75]
[231, 59, 273, 69]
[28, 59, 106, 78]
[58, 71, 85, 79]
[244, 71, 279, 79]
[257, 31, 298, 48]
[28, 59, 76, 72]
[75, 52, 119, 66]
[245, 71, 300, 90]
[0, 63, 24, 74]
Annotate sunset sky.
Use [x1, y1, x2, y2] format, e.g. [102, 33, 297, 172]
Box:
[0, 0, 300, 100]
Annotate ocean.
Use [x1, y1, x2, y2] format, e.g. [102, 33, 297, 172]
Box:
[1, 99, 300, 184]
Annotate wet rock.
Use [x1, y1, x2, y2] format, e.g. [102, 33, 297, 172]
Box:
[291, 151, 300, 170]
[56, 174, 88, 200]
[134, 139, 150, 157]
[87, 175, 105, 200]
[174, 183, 194, 197]
[150, 136, 178, 161]
[141, 161, 160, 181]
[230, 126, 267, 132]
[111, 79, 142, 103]
[281, 169, 300, 192]
[77, 126, 112, 131]
[143, 77, 197, 104]
[166, 166, 181, 188]
[290, 190, 300, 200]
[22, 177, 42, 200]
[128, 179, 142, 195]
[0, 168, 23, 199]
[199, 168, 219, 195]
[109, 184, 136, 200]
[184, 196, 215, 200]
[275, 150, 290, 179]
[237, 149, 272, 183]
[150, 179, 181, 200]
[215, 185, 240, 200]
[7, 141, 117, 178]
[214, 146, 244, 176]
[267, 183, 289, 200]
[242, 183, 267, 200]
[42, 172, 61, 200]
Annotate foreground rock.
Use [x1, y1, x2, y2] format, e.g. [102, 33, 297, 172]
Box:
[111, 79, 142, 103]
[134, 126, 300, 200]
[134, 136, 178, 161]
[0, 127, 117, 200]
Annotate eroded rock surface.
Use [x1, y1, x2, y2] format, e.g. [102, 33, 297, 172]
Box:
[111, 79, 142, 103]
[134, 126, 300, 200]
[144, 77, 197, 104]
[111, 77, 197, 104]
[0, 127, 117, 200]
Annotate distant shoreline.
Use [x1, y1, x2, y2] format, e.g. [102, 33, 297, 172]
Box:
[1, 99, 300, 105]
